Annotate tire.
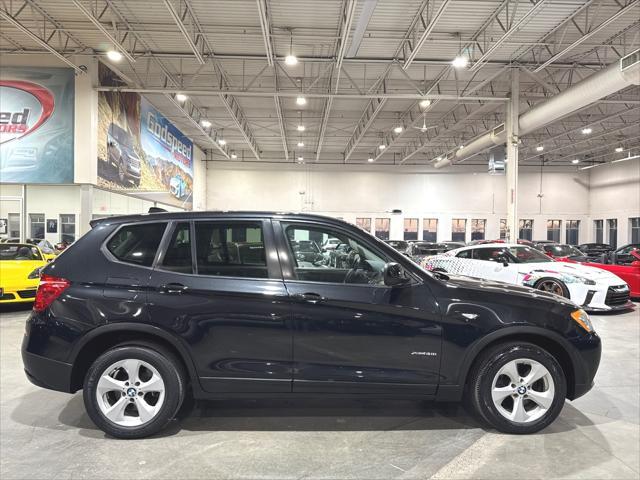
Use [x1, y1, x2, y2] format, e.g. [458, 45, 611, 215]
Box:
[468, 342, 566, 434]
[534, 277, 570, 298]
[83, 345, 185, 439]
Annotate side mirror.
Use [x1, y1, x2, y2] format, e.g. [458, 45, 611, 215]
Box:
[383, 262, 410, 287]
[496, 255, 509, 267]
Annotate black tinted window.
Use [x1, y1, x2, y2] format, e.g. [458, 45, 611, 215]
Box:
[161, 223, 192, 273]
[107, 223, 166, 267]
[473, 248, 507, 262]
[194, 222, 267, 278]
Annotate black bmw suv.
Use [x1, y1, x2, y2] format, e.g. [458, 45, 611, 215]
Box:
[22, 212, 601, 438]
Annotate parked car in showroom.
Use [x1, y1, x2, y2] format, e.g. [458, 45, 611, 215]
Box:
[384, 240, 410, 254]
[406, 241, 450, 262]
[577, 242, 615, 260]
[611, 244, 640, 265]
[540, 244, 588, 261]
[0, 243, 48, 304]
[422, 243, 632, 312]
[106, 123, 142, 187]
[24, 212, 602, 438]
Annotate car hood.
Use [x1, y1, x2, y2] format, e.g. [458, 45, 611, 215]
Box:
[440, 272, 577, 308]
[520, 261, 622, 281]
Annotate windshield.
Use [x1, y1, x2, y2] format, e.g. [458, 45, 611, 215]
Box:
[0, 244, 43, 261]
[508, 246, 553, 263]
[546, 245, 583, 257]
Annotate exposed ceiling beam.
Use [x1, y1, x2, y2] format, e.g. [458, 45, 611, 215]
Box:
[345, 0, 377, 58]
[71, 0, 136, 63]
[163, 0, 205, 64]
[255, 0, 275, 66]
[402, 0, 452, 70]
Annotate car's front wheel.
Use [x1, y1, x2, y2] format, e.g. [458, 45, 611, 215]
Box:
[468, 342, 566, 434]
[83, 345, 185, 439]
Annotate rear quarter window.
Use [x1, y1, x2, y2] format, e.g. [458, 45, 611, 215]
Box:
[106, 223, 167, 267]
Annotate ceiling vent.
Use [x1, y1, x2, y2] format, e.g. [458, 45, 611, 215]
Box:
[621, 50, 640, 71]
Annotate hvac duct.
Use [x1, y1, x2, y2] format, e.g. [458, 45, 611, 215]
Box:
[455, 49, 640, 162]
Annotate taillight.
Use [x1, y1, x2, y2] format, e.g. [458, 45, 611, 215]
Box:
[33, 274, 70, 312]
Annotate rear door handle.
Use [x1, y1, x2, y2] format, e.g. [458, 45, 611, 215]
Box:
[292, 292, 326, 304]
[158, 283, 188, 294]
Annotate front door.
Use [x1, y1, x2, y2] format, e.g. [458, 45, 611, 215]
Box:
[146, 219, 292, 394]
[470, 247, 520, 284]
[275, 220, 442, 394]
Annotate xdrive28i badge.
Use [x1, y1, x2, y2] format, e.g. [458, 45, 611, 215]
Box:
[0, 80, 55, 145]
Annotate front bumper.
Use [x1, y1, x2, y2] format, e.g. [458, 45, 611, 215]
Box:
[568, 332, 602, 400]
[585, 300, 635, 312]
[0, 287, 37, 303]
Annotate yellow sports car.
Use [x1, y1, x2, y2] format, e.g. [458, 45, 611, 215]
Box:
[0, 243, 49, 304]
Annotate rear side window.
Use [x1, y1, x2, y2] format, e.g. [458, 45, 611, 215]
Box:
[106, 223, 167, 267]
[161, 222, 193, 273]
[194, 222, 267, 278]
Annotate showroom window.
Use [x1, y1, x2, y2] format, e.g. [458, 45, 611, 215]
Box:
[8, 213, 20, 238]
[404, 218, 418, 240]
[547, 220, 562, 243]
[29, 214, 45, 239]
[631, 218, 640, 243]
[451, 219, 466, 242]
[471, 219, 486, 241]
[499, 219, 507, 240]
[283, 223, 388, 285]
[356, 217, 371, 233]
[375, 218, 390, 240]
[607, 219, 617, 248]
[594, 219, 603, 243]
[60, 214, 76, 243]
[519, 219, 533, 241]
[107, 222, 167, 267]
[160, 222, 192, 274]
[566, 220, 579, 245]
[194, 222, 267, 278]
[422, 218, 437, 242]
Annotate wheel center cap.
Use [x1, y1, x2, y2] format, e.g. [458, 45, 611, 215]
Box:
[517, 385, 527, 395]
[126, 387, 137, 398]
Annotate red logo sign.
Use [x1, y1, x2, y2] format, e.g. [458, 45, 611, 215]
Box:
[0, 80, 55, 144]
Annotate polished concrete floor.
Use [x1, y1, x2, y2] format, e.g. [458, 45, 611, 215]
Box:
[1, 304, 638, 479]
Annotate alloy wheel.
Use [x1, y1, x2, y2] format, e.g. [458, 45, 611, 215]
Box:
[96, 359, 166, 427]
[537, 279, 564, 296]
[491, 358, 555, 423]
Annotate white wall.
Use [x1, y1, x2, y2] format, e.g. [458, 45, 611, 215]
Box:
[205, 163, 591, 242]
[192, 146, 207, 211]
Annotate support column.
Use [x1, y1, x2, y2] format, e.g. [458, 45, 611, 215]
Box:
[20, 184, 27, 243]
[78, 184, 94, 236]
[506, 68, 520, 242]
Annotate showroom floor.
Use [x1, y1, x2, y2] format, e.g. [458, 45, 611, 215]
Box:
[1, 305, 638, 480]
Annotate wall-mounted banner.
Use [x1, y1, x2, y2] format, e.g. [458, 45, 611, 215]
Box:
[97, 63, 193, 209]
[0, 67, 74, 183]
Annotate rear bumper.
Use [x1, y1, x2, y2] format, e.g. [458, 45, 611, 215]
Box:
[22, 349, 73, 393]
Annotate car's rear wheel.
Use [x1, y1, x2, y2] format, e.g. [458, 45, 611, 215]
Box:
[534, 278, 570, 298]
[83, 346, 185, 439]
[468, 342, 566, 434]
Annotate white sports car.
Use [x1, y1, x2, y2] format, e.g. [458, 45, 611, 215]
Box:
[422, 243, 632, 312]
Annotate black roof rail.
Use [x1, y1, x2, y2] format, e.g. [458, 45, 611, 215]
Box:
[148, 207, 168, 213]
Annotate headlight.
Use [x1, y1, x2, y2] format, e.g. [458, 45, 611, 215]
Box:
[28, 267, 43, 279]
[571, 309, 594, 333]
[564, 274, 596, 285]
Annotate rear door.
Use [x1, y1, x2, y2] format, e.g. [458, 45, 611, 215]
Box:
[275, 220, 442, 395]
[146, 218, 292, 394]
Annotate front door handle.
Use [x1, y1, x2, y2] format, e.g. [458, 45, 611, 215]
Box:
[292, 292, 326, 304]
[158, 283, 188, 294]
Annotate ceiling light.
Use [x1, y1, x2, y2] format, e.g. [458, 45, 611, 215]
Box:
[106, 50, 123, 62]
[571, 159, 580, 164]
[296, 95, 307, 106]
[285, 54, 298, 66]
[436, 156, 443, 161]
[378, 144, 386, 150]
[368, 157, 374, 163]
[201, 119, 211, 128]
[297, 124, 305, 132]
[297, 141, 304, 147]
[452, 55, 469, 69]
[419, 99, 431, 109]
[615, 146, 624, 153]
[175, 93, 188, 102]
[218, 138, 226, 146]
[297, 156, 304, 162]
[536, 145, 544, 152]
[230, 152, 237, 159]
[459, 145, 464, 150]
[581, 127, 592, 135]
[393, 126, 403, 134]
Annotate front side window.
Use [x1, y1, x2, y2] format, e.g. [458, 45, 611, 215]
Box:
[507, 246, 552, 263]
[423, 218, 437, 242]
[29, 214, 45, 239]
[547, 220, 561, 242]
[473, 247, 509, 262]
[283, 224, 389, 285]
[566, 220, 579, 245]
[356, 217, 371, 233]
[106, 223, 167, 267]
[519, 219, 533, 241]
[404, 218, 418, 241]
[607, 219, 617, 248]
[471, 219, 486, 241]
[194, 222, 267, 278]
[161, 223, 192, 273]
[375, 218, 390, 240]
[451, 219, 466, 242]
